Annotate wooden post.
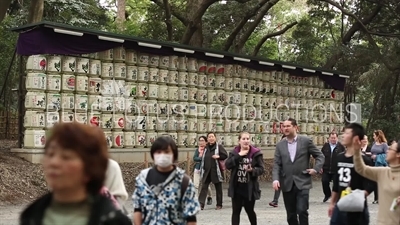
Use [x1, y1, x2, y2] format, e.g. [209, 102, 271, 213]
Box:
[144, 152, 148, 168]
[17, 55, 25, 148]
[186, 151, 190, 174]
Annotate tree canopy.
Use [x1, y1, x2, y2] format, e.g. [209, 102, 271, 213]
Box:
[1, 0, 400, 139]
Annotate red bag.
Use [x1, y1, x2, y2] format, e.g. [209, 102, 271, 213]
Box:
[218, 160, 226, 172]
[99, 186, 120, 209]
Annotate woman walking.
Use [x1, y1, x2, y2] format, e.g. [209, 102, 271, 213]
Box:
[193, 136, 213, 204]
[198, 132, 228, 210]
[225, 132, 264, 225]
[20, 123, 131, 225]
[371, 130, 389, 204]
[353, 136, 400, 224]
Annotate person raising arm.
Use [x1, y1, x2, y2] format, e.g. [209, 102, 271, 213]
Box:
[353, 132, 400, 225]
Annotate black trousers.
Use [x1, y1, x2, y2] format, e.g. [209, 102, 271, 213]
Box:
[231, 194, 257, 225]
[322, 173, 335, 198]
[199, 173, 223, 206]
[282, 184, 309, 225]
[373, 182, 378, 201]
[272, 189, 281, 203]
[330, 204, 370, 225]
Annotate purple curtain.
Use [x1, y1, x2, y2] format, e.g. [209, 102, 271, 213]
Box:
[16, 26, 346, 91]
[17, 28, 121, 56]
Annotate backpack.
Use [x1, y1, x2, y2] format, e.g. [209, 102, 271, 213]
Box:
[180, 174, 190, 202]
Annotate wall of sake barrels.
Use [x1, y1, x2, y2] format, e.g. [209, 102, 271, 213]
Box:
[22, 47, 345, 150]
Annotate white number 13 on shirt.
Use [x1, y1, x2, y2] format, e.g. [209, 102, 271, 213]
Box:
[338, 167, 351, 182]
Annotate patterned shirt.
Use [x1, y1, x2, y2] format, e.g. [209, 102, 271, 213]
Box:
[132, 167, 200, 225]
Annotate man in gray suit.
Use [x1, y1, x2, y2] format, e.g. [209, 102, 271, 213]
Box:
[272, 118, 325, 225]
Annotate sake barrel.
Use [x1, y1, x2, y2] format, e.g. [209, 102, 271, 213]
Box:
[62, 56, 76, 74]
[24, 129, 46, 148]
[76, 58, 89, 74]
[26, 73, 46, 91]
[47, 55, 61, 73]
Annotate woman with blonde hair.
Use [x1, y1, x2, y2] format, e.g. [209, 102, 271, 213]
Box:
[371, 130, 389, 204]
[353, 137, 400, 224]
[225, 132, 264, 225]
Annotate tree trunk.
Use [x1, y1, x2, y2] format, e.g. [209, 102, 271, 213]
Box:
[234, 0, 280, 53]
[0, 0, 12, 23]
[116, 0, 126, 30]
[223, 0, 270, 51]
[163, 0, 173, 41]
[181, 0, 216, 46]
[322, 3, 382, 69]
[27, 0, 44, 23]
[252, 21, 298, 56]
[365, 92, 378, 131]
[386, 71, 400, 117]
[189, 21, 203, 47]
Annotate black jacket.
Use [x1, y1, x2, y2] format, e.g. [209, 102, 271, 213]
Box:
[321, 142, 345, 174]
[362, 146, 374, 166]
[225, 146, 264, 201]
[202, 143, 228, 183]
[20, 193, 132, 225]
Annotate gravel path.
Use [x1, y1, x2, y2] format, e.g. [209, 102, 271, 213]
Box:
[0, 182, 378, 225]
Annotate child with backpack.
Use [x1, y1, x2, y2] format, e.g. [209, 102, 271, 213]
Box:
[132, 136, 201, 225]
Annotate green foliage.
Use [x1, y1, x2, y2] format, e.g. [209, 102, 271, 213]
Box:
[2, 0, 400, 136]
[0, 0, 111, 110]
[0, 17, 19, 110]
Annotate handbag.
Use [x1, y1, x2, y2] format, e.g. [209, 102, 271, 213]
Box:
[337, 189, 365, 212]
[215, 144, 226, 171]
[218, 160, 226, 171]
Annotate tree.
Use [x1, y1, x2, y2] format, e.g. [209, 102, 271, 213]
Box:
[146, 0, 299, 51]
[0, 0, 12, 23]
[28, 0, 44, 23]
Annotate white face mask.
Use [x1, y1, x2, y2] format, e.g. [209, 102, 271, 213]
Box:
[154, 154, 173, 168]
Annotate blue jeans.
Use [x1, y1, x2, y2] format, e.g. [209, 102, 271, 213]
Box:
[330, 204, 369, 225]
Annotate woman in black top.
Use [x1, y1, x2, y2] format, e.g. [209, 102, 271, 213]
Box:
[361, 135, 372, 162]
[198, 132, 228, 210]
[225, 132, 264, 225]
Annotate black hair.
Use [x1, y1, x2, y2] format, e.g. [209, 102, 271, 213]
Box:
[150, 136, 178, 161]
[344, 123, 365, 142]
[281, 135, 286, 140]
[198, 136, 207, 142]
[207, 132, 216, 138]
[286, 118, 297, 126]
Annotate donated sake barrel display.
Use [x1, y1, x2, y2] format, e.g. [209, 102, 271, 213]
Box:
[23, 49, 345, 149]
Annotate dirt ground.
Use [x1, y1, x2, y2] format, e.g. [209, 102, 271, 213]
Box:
[0, 140, 48, 205]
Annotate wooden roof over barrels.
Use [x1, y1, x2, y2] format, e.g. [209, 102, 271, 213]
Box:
[11, 21, 349, 90]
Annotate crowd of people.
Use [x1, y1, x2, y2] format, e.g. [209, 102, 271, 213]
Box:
[18, 120, 400, 225]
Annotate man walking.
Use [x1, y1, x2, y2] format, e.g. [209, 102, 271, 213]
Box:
[321, 132, 345, 202]
[272, 118, 325, 225]
[328, 123, 373, 225]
